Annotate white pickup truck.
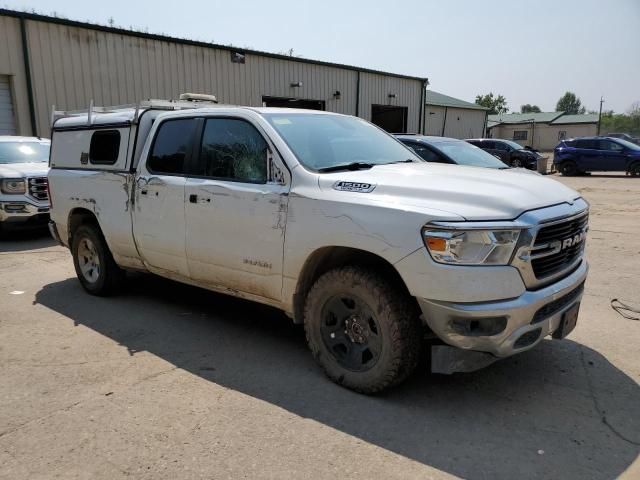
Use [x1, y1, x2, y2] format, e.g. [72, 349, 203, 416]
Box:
[0, 136, 50, 231]
[48, 98, 589, 393]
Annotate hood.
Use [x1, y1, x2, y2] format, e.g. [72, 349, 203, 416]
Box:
[0, 162, 49, 178]
[318, 163, 581, 221]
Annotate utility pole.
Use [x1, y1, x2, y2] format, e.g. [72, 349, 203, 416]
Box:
[597, 96, 604, 135]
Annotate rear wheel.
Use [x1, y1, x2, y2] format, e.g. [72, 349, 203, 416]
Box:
[72, 224, 124, 296]
[304, 266, 422, 394]
[559, 161, 578, 176]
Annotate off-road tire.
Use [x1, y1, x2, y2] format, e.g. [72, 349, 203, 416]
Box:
[72, 224, 124, 296]
[559, 161, 578, 176]
[304, 266, 422, 394]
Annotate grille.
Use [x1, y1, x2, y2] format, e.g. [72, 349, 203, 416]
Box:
[531, 281, 584, 324]
[531, 213, 588, 278]
[28, 177, 49, 202]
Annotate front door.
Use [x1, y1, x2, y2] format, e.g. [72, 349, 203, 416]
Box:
[132, 118, 198, 277]
[598, 139, 627, 171]
[184, 116, 290, 301]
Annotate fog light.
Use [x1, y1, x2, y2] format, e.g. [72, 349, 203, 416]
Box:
[450, 316, 508, 337]
[4, 204, 27, 213]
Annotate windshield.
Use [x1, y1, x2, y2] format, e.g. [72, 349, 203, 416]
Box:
[263, 113, 419, 171]
[501, 139, 525, 150]
[435, 141, 509, 169]
[614, 138, 640, 151]
[0, 142, 50, 164]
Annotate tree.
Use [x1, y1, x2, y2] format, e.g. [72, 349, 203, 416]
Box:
[556, 92, 586, 114]
[475, 93, 509, 114]
[520, 104, 541, 113]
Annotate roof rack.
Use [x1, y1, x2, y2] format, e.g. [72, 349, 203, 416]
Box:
[50, 93, 221, 127]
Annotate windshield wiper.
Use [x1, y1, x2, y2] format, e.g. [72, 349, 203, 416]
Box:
[386, 159, 416, 164]
[317, 162, 375, 173]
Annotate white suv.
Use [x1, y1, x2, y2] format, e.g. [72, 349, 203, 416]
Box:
[0, 136, 50, 232]
[48, 101, 589, 393]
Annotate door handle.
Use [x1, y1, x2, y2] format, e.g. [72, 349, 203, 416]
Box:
[189, 194, 211, 204]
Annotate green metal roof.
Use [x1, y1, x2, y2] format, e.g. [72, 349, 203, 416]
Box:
[488, 112, 564, 124]
[426, 90, 488, 110]
[550, 114, 599, 125]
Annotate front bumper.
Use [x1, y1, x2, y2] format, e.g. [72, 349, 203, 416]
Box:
[0, 201, 50, 226]
[418, 260, 588, 358]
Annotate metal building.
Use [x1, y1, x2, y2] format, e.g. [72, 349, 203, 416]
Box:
[424, 90, 488, 139]
[0, 9, 428, 138]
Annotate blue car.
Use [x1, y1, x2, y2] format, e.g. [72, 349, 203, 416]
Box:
[553, 137, 640, 176]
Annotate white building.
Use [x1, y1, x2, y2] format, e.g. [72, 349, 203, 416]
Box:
[423, 90, 489, 139]
[488, 112, 599, 150]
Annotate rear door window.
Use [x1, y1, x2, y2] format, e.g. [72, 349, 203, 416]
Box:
[148, 118, 198, 175]
[480, 140, 495, 149]
[575, 139, 598, 149]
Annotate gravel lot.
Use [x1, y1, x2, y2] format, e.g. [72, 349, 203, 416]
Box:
[1, 173, 639, 480]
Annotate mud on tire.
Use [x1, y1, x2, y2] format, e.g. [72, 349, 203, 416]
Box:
[304, 266, 422, 394]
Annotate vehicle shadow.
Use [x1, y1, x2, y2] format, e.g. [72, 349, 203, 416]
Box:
[0, 227, 55, 252]
[35, 275, 640, 480]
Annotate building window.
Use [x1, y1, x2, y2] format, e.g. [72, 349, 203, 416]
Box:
[558, 131, 567, 140]
[513, 130, 528, 141]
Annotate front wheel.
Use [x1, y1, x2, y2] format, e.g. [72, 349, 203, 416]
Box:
[304, 266, 422, 394]
[630, 163, 640, 177]
[511, 157, 524, 168]
[72, 224, 124, 296]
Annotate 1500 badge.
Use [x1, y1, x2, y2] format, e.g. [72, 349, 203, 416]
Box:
[333, 181, 376, 193]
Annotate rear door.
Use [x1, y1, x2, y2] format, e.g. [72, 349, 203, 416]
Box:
[184, 115, 290, 301]
[132, 118, 198, 277]
[597, 139, 627, 171]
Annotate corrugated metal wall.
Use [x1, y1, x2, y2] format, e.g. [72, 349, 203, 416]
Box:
[359, 72, 422, 133]
[424, 105, 446, 135]
[442, 108, 486, 139]
[0, 12, 425, 137]
[0, 15, 31, 135]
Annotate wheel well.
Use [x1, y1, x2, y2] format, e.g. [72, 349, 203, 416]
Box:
[67, 208, 100, 245]
[292, 246, 415, 324]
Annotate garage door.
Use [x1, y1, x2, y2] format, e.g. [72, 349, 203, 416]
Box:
[0, 76, 17, 135]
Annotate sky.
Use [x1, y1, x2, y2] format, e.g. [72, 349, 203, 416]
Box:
[3, 0, 639, 113]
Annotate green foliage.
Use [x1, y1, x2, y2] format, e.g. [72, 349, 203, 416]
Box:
[600, 110, 640, 137]
[475, 93, 509, 114]
[556, 92, 586, 114]
[521, 104, 541, 113]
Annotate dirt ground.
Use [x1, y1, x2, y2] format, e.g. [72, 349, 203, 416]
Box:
[1, 173, 639, 480]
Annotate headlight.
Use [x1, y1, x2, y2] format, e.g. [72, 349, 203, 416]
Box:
[1, 178, 26, 194]
[422, 228, 521, 265]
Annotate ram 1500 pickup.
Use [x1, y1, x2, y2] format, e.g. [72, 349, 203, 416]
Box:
[48, 99, 589, 393]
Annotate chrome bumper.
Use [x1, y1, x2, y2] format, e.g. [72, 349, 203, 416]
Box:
[0, 201, 49, 223]
[419, 260, 588, 358]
